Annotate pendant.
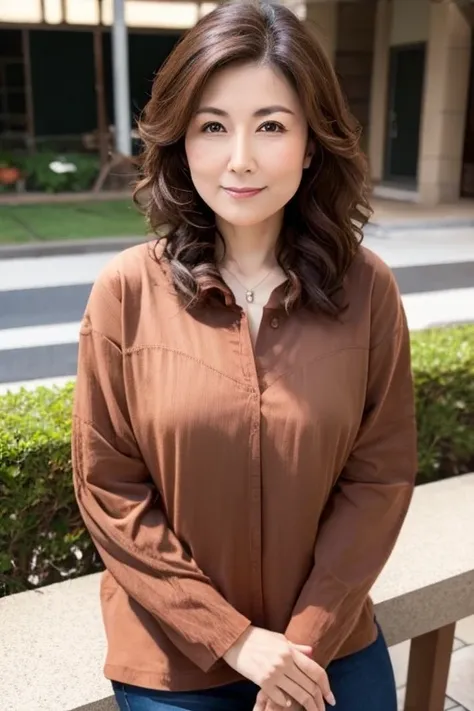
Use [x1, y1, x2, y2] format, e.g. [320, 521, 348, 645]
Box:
[246, 290, 254, 303]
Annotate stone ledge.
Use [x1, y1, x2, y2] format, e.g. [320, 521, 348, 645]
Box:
[371, 474, 474, 645]
[1, 474, 473, 711]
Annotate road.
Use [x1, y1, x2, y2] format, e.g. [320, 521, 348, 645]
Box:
[1, 227, 474, 393]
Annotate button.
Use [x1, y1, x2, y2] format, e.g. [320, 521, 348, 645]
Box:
[270, 317, 280, 329]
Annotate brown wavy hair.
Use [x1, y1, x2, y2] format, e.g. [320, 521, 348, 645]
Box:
[134, 0, 372, 315]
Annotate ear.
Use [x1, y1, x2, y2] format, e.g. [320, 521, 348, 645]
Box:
[303, 140, 315, 169]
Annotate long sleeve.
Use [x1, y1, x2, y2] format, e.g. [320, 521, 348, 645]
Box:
[284, 268, 417, 668]
[72, 264, 251, 673]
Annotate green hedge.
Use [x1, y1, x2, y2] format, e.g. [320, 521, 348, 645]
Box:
[1, 325, 473, 598]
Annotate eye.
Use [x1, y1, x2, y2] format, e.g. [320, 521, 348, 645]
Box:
[202, 122, 225, 133]
[259, 121, 286, 133]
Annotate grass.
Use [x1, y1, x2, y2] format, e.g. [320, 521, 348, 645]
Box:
[0, 200, 147, 243]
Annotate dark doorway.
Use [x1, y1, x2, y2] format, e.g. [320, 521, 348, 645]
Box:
[384, 44, 425, 182]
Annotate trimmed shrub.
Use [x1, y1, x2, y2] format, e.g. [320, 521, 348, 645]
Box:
[1, 325, 473, 597]
[0, 384, 101, 597]
[411, 325, 474, 482]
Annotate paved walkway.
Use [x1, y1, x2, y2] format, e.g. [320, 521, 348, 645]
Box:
[371, 197, 474, 228]
[391, 616, 474, 710]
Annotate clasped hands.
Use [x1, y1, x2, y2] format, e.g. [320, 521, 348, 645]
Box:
[223, 626, 336, 711]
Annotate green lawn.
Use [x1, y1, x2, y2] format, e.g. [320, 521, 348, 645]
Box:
[0, 200, 147, 243]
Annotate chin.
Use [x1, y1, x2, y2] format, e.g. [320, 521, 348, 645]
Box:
[214, 206, 278, 228]
[221, 216, 267, 227]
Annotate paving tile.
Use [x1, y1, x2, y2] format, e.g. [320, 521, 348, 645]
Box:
[447, 645, 474, 711]
[456, 616, 474, 645]
[390, 641, 410, 687]
[397, 688, 462, 711]
[445, 700, 462, 710]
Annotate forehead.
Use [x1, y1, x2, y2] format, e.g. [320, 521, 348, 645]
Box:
[197, 62, 302, 112]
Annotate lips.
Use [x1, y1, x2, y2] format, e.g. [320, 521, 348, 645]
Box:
[223, 187, 264, 198]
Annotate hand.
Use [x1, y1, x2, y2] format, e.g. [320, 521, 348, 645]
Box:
[223, 626, 336, 711]
[253, 689, 301, 711]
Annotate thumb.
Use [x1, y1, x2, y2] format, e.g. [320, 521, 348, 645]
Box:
[290, 642, 313, 656]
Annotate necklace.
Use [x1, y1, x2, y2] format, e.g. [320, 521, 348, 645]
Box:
[221, 266, 273, 303]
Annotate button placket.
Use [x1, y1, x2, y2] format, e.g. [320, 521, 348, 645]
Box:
[237, 311, 265, 621]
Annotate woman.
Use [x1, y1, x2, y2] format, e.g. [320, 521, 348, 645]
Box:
[72, 2, 417, 711]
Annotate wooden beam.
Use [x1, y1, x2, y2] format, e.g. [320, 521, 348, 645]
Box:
[21, 29, 36, 153]
[61, 0, 67, 24]
[404, 623, 456, 711]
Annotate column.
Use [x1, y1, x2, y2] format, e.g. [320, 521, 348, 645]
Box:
[418, 0, 471, 205]
[368, 0, 392, 183]
[112, 0, 132, 156]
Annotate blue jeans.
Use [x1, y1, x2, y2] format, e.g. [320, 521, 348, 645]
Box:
[112, 625, 397, 711]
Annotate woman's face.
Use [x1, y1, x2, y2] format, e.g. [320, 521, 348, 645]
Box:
[185, 62, 312, 229]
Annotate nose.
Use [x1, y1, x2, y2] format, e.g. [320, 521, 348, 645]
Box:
[227, 133, 256, 174]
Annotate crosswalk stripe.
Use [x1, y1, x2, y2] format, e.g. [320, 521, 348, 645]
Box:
[0, 252, 112, 292]
[0, 322, 80, 351]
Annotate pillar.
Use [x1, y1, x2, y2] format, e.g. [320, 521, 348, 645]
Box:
[418, 0, 471, 205]
[368, 0, 392, 182]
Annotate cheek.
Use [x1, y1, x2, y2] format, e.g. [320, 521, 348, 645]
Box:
[186, 139, 223, 180]
[185, 142, 207, 175]
[266, 140, 306, 176]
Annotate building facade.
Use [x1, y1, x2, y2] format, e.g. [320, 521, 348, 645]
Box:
[2, 0, 474, 204]
[308, 0, 474, 205]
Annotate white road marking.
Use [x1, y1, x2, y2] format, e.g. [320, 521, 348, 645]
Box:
[0, 322, 80, 351]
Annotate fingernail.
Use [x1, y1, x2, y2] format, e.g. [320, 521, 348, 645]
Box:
[286, 701, 291, 708]
[327, 693, 336, 706]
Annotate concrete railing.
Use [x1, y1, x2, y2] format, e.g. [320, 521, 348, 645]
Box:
[1, 474, 474, 711]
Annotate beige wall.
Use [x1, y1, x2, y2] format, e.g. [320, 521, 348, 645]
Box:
[390, 0, 430, 46]
[305, 1, 338, 64]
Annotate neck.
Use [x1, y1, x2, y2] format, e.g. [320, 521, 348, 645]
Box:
[216, 212, 282, 278]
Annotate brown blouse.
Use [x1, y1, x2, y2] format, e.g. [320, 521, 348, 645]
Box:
[72, 242, 417, 692]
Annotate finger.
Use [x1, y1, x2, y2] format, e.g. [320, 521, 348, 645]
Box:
[253, 691, 268, 711]
[292, 651, 335, 706]
[278, 676, 318, 711]
[312, 686, 325, 711]
[261, 683, 291, 709]
[285, 667, 318, 697]
[265, 701, 288, 711]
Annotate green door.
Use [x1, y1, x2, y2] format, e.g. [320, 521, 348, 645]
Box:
[385, 45, 426, 181]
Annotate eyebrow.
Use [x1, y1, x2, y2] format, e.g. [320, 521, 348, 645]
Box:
[195, 105, 295, 117]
